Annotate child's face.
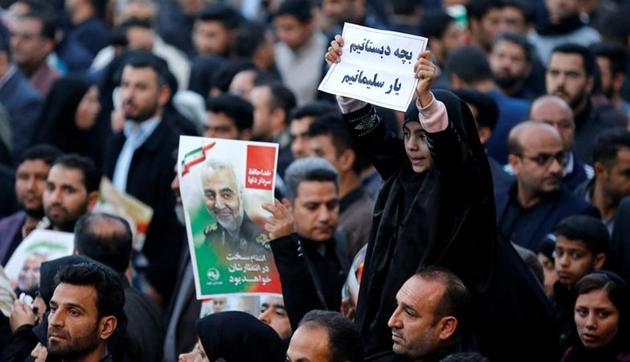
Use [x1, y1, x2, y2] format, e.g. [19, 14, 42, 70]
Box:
[554, 235, 598, 286]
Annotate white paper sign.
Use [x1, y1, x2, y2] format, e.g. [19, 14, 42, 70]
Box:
[318, 23, 428, 112]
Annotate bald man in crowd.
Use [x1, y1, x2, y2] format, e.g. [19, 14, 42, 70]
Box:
[495, 121, 599, 251]
[528, 95, 592, 190]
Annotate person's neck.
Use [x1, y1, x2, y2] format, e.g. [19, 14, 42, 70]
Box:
[610, 93, 625, 111]
[573, 96, 590, 119]
[18, 60, 44, 78]
[516, 184, 542, 208]
[339, 172, 361, 199]
[471, 79, 496, 93]
[71, 6, 94, 25]
[592, 179, 617, 221]
[62, 344, 108, 362]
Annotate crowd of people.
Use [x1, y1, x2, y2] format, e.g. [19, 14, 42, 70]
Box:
[0, 0, 630, 361]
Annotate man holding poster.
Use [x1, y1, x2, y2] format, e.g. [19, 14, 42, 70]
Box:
[269, 30, 497, 359]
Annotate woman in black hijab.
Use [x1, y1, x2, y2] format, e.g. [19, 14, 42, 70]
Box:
[195, 311, 285, 362]
[32, 77, 105, 167]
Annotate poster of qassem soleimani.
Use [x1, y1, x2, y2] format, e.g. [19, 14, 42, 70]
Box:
[177, 135, 282, 299]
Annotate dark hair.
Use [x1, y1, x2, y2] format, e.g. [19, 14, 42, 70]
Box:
[52, 154, 100, 194]
[120, 17, 153, 31]
[453, 89, 499, 131]
[18, 144, 62, 166]
[211, 59, 257, 94]
[590, 42, 628, 76]
[554, 215, 609, 256]
[21, 10, 58, 40]
[502, 0, 535, 23]
[74, 213, 133, 274]
[445, 46, 493, 84]
[466, 0, 504, 20]
[299, 310, 364, 362]
[234, 22, 268, 59]
[122, 51, 169, 86]
[254, 82, 297, 124]
[493, 32, 534, 63]
[419, 8, 455, 39]
[415, 266, 471, 336]
[592, 128, 630, 166]
[274, 0, 313, 23]
[307, 113, 364, 174]
[284, 157, 338, 202]
[55, 262, 125, 320]
[290, 101, 339, 122]
[0, 32, 10, 59]
[575, 271, 629, 310]
[206, 94, 254, 132]
[574, 271, 630, 341]
[196, 4, 243, 30]
[550, 43, 596, 77]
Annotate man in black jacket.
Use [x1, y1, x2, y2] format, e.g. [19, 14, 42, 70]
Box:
[264, 157, 349, 331]
[103, 52, 183, 306]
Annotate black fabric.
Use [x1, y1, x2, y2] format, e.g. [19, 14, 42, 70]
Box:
[496, 182, 600, 252]
[0, 164, 16, 219]
[196, 311, 285, 362]
[347, 89, 496, 358]
[270, 233, 348, 331]
[123, 280, 164, 362]
[31, 77, 106, 168]
[610, 197, 630, 283]
[102, 119, 184, 305]
[573, 102, 628, 165]
[1, 323, 39, 362]
[535, 13, 586, 36]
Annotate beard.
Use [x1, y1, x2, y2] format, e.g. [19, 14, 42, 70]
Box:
[217, 204, 245, 234]
[494, 73, 525, 93]
[47, 325, 100, 361]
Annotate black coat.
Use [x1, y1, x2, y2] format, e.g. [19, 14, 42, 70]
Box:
[348, 90, 496, 357]
[103, 119, 184, 304]
[269, 233, 349, 331]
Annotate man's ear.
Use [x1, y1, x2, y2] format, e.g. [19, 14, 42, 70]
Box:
[508, 153, 521, 176]
[593, 252, 607, 270]
[593, 161, 606, 178]
[337, 149, 356, 173]
[477, 126, 492, 145]
[438, 316, 458, 341]
[450, 73, 464, 90]
[98, 316, 118, 340]
[158, 84, 171, 107]
[585, 75, 595, 95]
[87, 191, 99, 211]
[270, 108, 286, 135]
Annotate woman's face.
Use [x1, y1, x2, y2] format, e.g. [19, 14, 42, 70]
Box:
[574, 288, 620, 349]
[178, 340, 209, 362]
[75, 86, 101, 130]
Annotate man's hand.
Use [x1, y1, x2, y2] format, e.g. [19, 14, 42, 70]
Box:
[9, 300, 37, 332]
[325, 34, 344, 66]
[413, 51, 438, 108]
[263, 199, 295, 240]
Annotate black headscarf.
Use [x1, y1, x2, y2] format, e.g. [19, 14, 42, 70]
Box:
[196, 311, 286, 362]
[31, 77, 105, 167]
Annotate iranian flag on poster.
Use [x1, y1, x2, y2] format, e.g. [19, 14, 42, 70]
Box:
[176, 136, 282, 300]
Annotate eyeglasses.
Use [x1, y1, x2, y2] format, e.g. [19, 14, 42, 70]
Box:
[518, 151, 568, 167]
